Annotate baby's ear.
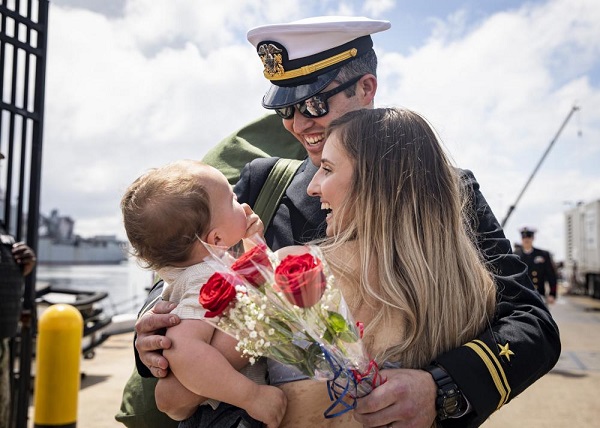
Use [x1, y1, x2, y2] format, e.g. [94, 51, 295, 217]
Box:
[205, 229, 222, 246]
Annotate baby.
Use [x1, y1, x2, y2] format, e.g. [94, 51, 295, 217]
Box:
[121, 159, 286, 427]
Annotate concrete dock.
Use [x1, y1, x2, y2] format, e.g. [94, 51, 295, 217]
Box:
[26, 290, 600, 427]
[483, 293, 600, 427]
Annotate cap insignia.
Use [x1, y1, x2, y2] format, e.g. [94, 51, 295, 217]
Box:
[258, 43, 285, 77]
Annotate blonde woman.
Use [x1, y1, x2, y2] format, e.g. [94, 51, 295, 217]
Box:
[274, 107, 496, 427]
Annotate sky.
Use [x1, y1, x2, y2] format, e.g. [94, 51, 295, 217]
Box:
[31, 0, 600, 261]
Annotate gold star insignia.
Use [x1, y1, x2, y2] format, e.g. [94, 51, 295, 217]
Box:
[498, 342, 515, 361]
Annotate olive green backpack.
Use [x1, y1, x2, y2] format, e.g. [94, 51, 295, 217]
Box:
[115, 158, 302, 427]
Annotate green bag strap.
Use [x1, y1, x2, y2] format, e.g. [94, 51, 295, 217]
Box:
[253, 158, 303, 228]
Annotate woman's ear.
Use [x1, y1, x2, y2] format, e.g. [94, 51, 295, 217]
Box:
[357, 74, 377, 106]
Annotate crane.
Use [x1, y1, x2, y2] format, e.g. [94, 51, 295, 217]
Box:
[500, 105, 580, 228]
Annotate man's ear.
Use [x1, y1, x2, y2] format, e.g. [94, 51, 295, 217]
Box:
[357, 74, 377, 106]
[205, 229, 222, 246]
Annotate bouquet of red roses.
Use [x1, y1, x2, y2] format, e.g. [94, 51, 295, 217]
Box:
[197, 235, 385, 418]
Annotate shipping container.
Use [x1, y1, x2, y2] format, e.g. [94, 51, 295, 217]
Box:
[564, 200, 600, 298]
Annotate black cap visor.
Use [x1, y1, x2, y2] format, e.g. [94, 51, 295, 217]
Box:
[261, 68, 340, 109]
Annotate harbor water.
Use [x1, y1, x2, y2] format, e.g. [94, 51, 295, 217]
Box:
[35, 257, 155, 317]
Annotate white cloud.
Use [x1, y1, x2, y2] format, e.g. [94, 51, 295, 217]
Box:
[374, 0, 600, 259]
[42, 3, 273, 233]
[39, 0, 600, 262]
[362, 0, 396, 17]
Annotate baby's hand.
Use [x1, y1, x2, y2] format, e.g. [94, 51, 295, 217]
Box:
[246, 384, 287, 428]
[242, 203, 264, 238]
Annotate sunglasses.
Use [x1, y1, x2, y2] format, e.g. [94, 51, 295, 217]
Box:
[274, 75, 364, 120]
[521, 232, 534, 238]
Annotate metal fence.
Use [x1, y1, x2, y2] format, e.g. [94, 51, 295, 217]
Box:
[0, 0, 49, 426]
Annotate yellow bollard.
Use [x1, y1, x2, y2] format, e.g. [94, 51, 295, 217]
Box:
[33, 303, 83, 428]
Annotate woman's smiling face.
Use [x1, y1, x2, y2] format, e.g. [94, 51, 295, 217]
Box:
[307, 130, 354, 237]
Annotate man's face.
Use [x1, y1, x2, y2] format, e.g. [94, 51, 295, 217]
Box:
[282, 77, 371, 166]
[521, 232, 534, 247]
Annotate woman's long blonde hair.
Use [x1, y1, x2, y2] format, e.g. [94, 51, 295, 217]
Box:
[322, 107, 496, 368]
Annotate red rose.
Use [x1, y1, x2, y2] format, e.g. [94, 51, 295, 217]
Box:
[274, 253, 327, 308]
[231, 243, 272, 287]
[199, 272, 238, 318]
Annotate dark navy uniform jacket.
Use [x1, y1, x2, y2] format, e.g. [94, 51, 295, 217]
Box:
[515, 247, 558, 298]
[234, 157, 561, 428]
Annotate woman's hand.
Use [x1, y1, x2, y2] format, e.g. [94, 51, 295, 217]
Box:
[134, 300, 180, 377]
[354, 368, 437, 428]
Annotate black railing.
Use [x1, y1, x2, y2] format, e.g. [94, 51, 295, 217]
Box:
[0, 1, 49, 427]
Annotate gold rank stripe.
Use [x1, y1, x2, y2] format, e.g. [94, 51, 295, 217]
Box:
[265, 48, 358, 81]
[464, 340, 511, 409]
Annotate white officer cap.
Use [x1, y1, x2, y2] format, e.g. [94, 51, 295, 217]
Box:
[247, 16, 391, 109]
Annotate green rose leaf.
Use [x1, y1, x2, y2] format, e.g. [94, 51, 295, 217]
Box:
[326, 311, 359, 343]
[269, 343, 309, 367]
[328, 311, 349, 333]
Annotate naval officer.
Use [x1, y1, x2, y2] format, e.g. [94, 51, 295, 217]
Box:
[515, 227, 558, 304]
